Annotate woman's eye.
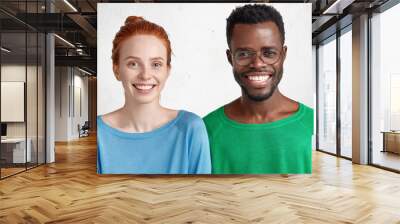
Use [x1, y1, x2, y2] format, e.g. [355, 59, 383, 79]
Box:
[128, 62, 138, 68]
[152, 62, 163, 68]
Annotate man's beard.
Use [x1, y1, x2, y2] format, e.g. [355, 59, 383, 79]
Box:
[233, 68, 282, 102]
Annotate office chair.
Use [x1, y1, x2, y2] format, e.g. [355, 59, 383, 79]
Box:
[79, 121, 90, 138]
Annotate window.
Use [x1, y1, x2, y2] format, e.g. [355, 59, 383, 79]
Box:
[339, 28, 352, 158]
[317, 36, 337, 155]
[370, 2, 400, 171]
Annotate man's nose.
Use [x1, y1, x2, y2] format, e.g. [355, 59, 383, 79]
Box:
[249, 53, 267, 69]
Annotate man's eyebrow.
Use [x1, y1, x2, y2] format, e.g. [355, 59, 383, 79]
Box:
[235, 47, 255, 51]
[261, 46, 280, 51]
[235, 47, 279, 51]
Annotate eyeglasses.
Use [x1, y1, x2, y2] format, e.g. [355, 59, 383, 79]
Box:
[233, 48, 283, 66]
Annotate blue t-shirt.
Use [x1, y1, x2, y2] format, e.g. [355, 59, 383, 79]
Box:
[97, 110, 211, 174]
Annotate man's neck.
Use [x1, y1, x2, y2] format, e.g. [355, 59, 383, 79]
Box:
[225, 89, 298, 124]
[240, 90, 286, 116]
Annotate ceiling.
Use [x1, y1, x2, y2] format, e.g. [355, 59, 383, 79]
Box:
[0, 0, 393, 75]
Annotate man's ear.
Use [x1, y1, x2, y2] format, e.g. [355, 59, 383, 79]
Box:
[226, 49, 233, 66]
[113, 64, 121, 81]
[282, 45, 288, 61]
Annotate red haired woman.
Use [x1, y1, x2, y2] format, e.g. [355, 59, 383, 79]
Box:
[97, 16, 211, 174]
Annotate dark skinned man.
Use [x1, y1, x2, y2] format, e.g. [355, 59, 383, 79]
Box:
[203, 4, 314, 174]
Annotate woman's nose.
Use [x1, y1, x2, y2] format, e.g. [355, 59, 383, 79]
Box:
[137, 67, 152, 80]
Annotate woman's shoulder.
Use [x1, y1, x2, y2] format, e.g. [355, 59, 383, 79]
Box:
[176, 110, 206, 130]
[97, 109, 123, 129]
[178, 110, 203, 122]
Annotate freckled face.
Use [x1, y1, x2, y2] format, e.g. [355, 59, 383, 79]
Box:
[114, 35, 170, 104]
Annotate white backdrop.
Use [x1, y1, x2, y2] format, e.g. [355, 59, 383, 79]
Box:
[97, 3, 313, 116]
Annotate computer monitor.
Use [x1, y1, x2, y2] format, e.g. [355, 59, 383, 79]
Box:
[1, 123, 7, 137]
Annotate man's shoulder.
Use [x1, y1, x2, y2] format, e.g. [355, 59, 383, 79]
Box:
[300, 102, 313, 111]
[202, 106, 227, 137]
[299, 102, 314, 119]
[297, 102, 314, 134]
[203, 106, 224, 124]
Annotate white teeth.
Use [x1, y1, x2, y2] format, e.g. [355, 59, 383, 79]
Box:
[247, 75, 270, 81]
[134, 84, 154, 90]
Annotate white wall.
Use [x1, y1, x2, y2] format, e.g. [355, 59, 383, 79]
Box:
[97, 3, 313, 117]
[55, 67, 89, 141]
[72, 72, 89, 138]
[55, 66, 69, 141]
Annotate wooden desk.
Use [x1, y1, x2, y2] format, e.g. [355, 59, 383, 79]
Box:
[1, 138, 31, 163]
[381, 131, 400, 154]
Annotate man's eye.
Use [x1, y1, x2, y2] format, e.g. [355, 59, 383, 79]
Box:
[263, 51, 277, 58]
[237, 51, 251, 58]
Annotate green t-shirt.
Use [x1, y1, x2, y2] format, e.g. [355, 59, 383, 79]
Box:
[203, 103, 314, 174]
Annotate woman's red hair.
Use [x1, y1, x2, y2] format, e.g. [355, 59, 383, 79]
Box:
[112, 16, 172, 66]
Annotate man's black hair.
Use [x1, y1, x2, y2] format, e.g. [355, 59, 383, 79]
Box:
[226, 4, 285, 47]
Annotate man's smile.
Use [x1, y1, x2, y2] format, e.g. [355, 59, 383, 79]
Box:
[241, 72, 273, 88]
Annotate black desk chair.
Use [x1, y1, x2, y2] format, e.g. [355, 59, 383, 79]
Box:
[78, 121, 90, 138]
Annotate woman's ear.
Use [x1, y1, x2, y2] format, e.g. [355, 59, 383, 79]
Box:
[166, 65, 171, 78]
[113, 64, 121, 81]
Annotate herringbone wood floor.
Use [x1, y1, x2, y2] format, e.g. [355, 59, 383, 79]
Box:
[1, 135, 400, 224]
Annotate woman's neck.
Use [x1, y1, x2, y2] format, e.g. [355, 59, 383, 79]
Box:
[119, 100, 167, 133]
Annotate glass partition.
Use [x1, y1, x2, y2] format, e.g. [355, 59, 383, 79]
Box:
[1, 30, 28, 177]
[0, 1, 46, 179]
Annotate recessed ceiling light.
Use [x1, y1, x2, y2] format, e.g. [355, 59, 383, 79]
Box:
[77, 67, 92, 76]
[63, 0, 78, 12]
[323, 0, 355, 15]
[54, 34, 75, 48]
[1, 47, 11, 53]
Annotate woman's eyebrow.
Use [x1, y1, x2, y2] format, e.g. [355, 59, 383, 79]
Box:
[123, 56, 140, 61]
[123, 56, 165, 61]
[150, 57, 165, 61]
